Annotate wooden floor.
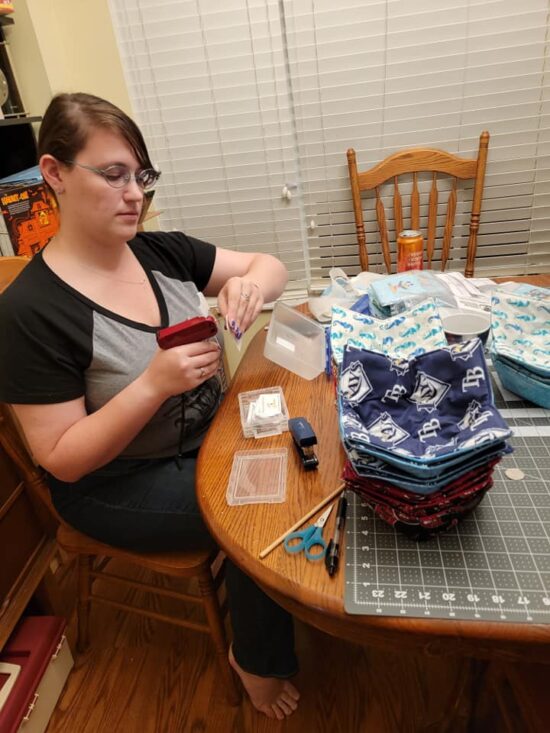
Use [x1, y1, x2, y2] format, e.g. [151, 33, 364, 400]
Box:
[44, 559, 508, 733]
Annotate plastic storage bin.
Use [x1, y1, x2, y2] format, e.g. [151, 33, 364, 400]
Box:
[264, 302, 326, 380]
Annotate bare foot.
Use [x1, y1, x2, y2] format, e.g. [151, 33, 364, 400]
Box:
[229, 645, 300, 720]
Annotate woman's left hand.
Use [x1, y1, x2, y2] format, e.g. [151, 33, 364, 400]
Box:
[217, 276, 264, 339]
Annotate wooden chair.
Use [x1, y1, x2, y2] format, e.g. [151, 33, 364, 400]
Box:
[0, 255, 30, 292]
[347, 131, 490, 277]
[0, 258, 240, 705]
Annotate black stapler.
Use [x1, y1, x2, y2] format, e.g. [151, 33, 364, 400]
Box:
[288, 417, 319, 470]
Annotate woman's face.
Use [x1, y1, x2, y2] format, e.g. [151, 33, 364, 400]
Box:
[59, 126, 144, 244]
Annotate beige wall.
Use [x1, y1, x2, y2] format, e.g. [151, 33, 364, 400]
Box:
[4, 0, 51, 117]
[8, 0, 131, 116]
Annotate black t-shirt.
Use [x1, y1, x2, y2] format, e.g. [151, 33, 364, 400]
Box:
[0, 231, 221, 458]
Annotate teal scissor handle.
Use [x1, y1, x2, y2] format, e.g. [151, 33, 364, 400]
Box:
[284, 525, 328, 561]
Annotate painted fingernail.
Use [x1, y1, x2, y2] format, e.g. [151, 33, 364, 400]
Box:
[230, 320, 236, 329]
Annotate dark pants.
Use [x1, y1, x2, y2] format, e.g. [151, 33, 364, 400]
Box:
[48, 455, 297, 678]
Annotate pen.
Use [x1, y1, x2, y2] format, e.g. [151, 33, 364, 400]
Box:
[325, 494, 347, 577]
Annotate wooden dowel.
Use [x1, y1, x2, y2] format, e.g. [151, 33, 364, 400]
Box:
[259, 483, 345, 560]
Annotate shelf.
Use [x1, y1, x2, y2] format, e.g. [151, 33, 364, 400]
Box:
[0, 116, 42, 127]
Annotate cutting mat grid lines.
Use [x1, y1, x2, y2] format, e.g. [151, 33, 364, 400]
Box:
[344, 362, 550, 622]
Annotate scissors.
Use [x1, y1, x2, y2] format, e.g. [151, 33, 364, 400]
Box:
[283, 504, 334, 561]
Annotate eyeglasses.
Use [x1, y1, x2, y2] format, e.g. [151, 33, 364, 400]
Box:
[63, 161, 161, 191]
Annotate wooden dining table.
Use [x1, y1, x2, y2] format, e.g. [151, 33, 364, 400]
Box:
[196, 276, 550, 687]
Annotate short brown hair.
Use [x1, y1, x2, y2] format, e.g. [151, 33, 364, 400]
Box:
[38, 92, 153, 170]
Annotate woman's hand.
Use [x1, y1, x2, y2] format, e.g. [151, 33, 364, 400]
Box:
[217, 276, 264, 339]
[143, 339, 221, 400]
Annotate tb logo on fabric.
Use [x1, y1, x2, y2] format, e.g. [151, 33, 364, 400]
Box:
[366, 412, 409, 446]
[341, 361, 373, 405]
[458, 400, 493, 431]
[448, 340, 479, 362]
[388, 356, 410, 376]
[460, 427, 510, 449]
[382, 384, 408, 403]
[418, 418, 441, 443]
[462, 366, 485, 391]
[342, 412, 367, 433]
[409, 371, 450, 413]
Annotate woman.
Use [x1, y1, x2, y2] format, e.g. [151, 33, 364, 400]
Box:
[0, 92, 299, 720]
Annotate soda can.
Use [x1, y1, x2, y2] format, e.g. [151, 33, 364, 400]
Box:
[397, 229, 424, 272]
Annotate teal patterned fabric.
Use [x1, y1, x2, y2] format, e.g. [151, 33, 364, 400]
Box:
[330, 298, 447, 365]
[491, 288, 550, 377]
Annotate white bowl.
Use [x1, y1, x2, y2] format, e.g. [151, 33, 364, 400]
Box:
[441, 310, 491, 344]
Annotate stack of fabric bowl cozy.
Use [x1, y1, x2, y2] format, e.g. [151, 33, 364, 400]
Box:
[490, 286, 550, 409]
[331, 299, 513, 540]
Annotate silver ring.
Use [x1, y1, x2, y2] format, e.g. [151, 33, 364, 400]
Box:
[200, 367, 206, 378]
[240, 292, 250, 300]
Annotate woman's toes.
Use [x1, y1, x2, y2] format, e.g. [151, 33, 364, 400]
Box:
[228, 645, 300, 719]
[283, 680, 300, 700]
[259, 704, 277, 720]
[270, 704, 285, 721]
[281, 691, 299, 711]
[277, 698, 294, 716]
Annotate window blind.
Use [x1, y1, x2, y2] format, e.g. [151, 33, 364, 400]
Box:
[284, 0, 550, 283]
[108, 0, 310, 289]
[109, 0, 549, 290]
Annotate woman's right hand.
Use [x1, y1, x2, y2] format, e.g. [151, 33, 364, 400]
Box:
[143, 339, 222, 399]
[10, 339, 222, 484]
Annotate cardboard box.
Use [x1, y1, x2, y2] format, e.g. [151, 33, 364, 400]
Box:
[0, 179, 59, 258]
[0, 167, 157, 255]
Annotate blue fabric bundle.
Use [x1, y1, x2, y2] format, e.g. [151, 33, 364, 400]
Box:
[338, 339, 513, 537]
[340, 339, 511, 466]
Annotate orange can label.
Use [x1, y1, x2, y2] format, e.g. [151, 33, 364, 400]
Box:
[397, 230, 423, 271]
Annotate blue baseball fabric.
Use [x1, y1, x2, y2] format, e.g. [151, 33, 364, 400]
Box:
[337, 339, 513, 537]
[349, 441, 511, 493]
[339, 339, 511, 464]
[344, 429, 509, 478]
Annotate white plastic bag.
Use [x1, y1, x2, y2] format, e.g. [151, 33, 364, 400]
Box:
[308, 267, 382, 322]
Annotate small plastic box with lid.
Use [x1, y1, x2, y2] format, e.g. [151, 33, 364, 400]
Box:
[238, 386, 289, 439]
[263, 302, 326, 380]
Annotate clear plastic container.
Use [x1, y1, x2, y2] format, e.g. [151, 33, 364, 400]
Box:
[238, 386, 289, 438]
[226, 448, 288, 505]
[264, 301, 326, 380]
